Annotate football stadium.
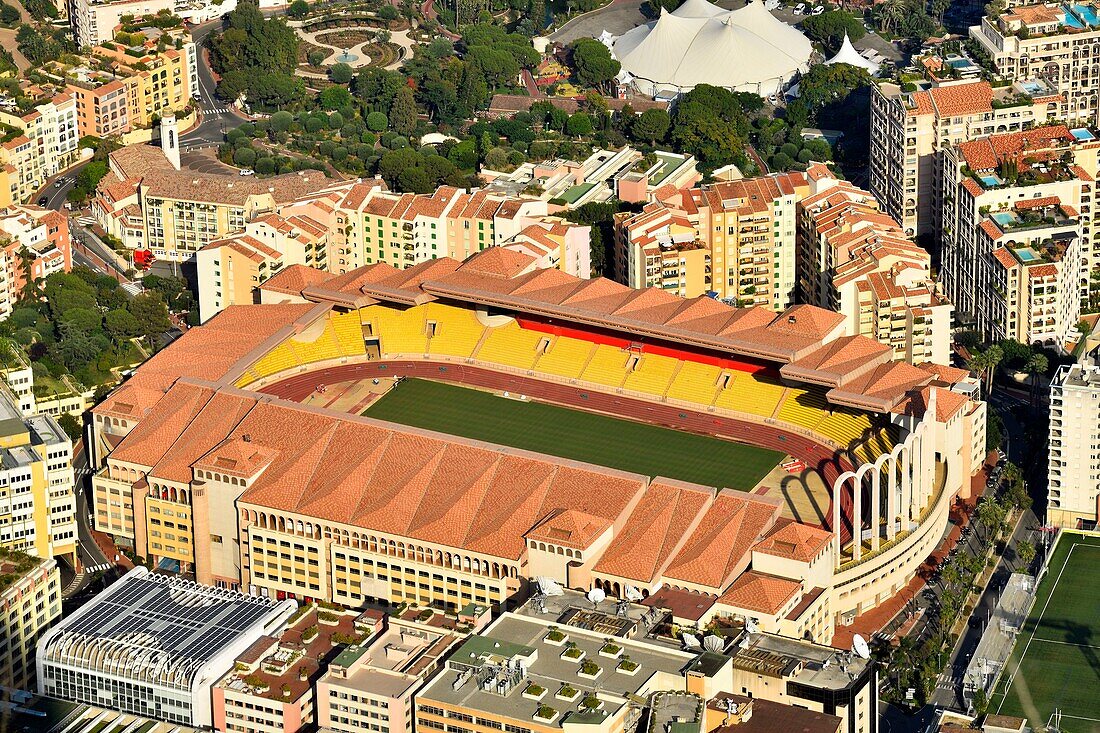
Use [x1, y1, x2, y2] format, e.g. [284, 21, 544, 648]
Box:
[993, 532, 1100, 731]
[89, 249, 987, 645]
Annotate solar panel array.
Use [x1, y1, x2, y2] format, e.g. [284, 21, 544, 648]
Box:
[63, 572, 281, 663]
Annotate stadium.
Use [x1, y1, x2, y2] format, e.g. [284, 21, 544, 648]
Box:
[90, 248, 987, 646]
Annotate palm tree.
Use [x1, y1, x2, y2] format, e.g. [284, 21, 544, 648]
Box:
[977, 497, 1005, 541]
[875, 0, 906, 33]
[1024, 352, 1048, 407]
[967, 345, 1003, 398]
[1016, 540, 1037, 571]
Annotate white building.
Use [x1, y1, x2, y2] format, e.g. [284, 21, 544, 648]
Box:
[69, 0, 177, 48]
[37, 567, 296, 727]
[1047, 363, 1100, 528]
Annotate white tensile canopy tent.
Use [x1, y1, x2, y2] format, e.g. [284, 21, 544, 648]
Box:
[825, 33, 880, 75]
[610, 0, 813, 97]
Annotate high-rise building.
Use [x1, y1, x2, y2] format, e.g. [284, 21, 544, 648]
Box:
[939, 124, 1098, 343]
[0, 552, 60, 690]
[1047, 363, 1100, 528]
[869, 79, 1054, 239]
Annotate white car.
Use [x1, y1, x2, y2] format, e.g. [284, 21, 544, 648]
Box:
[811, 5, 824, 14]
[793, 3, 806, 13]
[239, 168, 255, 176]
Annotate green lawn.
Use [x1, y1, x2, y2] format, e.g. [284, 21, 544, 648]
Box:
[993, 533, 1100, 731]
[364, 378, 783, 490]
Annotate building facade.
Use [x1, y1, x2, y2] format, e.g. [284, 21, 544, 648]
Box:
[1047, 363, 1100, 527]
[0, 94, 80, 206]
[0, 553, 60, 690]
[69, 0, 176, 48]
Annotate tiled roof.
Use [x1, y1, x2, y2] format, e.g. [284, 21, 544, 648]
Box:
[753, 522, 832, 563]
[663, 492, 781, 591]
[717, 571, 801, 615]
[927, 81, 992, 117]
[991, 247, 1017, 269]
[593, 479, 711, 583]
[525, 509, 611, 549]
[259, 264, 332, 296]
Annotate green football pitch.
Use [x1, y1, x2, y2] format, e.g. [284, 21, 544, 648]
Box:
[992, 532, 1100, 732]
[364, 378, 784, 490]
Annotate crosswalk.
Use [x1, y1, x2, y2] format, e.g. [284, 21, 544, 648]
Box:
[83, 562, 113, 574]
[205, 106, 232, 115]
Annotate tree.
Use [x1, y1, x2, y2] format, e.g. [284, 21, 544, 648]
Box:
[366, 111, 388, 132]
[389, 86, 418, 136]
[398, 166, 434, 193]
[104, 308, 140, 345]
[1025, 352, 1048, 407]
[800, 10, 865, 55]
[307, 49, 326, 66]
[670, 84, 751, 169]
[330, 62, 354, 85]
[631, 108, 670, 145]
[56, 413, 81, 442]
[287, 0, 309, 17]
[128, 292, 171, 351]
[320, 84, 351, 110]
[977, 497, 1006, 542]
[1016, 540, 1037, 571]
[565, 112, 593, 137]
[643, 0, 681, 15]
[971, 688, 989, 718]
[967, 345, 1003, 397]
[569, 38, 621, 93]
[0, 4, 20, 25]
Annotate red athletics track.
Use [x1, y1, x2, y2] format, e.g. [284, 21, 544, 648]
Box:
[257, 360, 857, 542]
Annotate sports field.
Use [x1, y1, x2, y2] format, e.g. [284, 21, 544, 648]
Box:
[364, 378, 784, 490]
[993, 532, 1100, 732]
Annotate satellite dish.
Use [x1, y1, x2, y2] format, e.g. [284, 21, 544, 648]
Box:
[852, 634, 871, 660]
[587, 587, 606, 607]
[682, 633, 702, 649]
[537, 577, 565, 597]
[703, 635, 724, 652]
[624, 585, 644, 601]
[745, 619, 759, 635]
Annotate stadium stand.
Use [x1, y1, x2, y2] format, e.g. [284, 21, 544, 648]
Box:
[474, 321, 546, 370]
[778, 387, 830, 432]
[581, 345, 631, 387]
[536, 337, 596, 379]
[331, 311, 367, 356]
[714, 372, 786, 417]
[666, 361, 723, 405]
[364, 305, 428, 355]
[424, 303, 484, 358]
[622, 353, 680, 396]
[817, 409, 874, 449]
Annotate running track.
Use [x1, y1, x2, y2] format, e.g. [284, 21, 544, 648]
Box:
[258, 360, 858, 540]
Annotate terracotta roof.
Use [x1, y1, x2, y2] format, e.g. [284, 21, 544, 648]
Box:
[94, 303, 317, 420]
[259, 264, 332, 296]
[525, 508, 611, 549]
[709, 694, 841, 733]
[593, 479, 711, 583]
[663, 492, 781, 591]
[717, 571, 801, 615]
[894, 385, 971, 422]
[927, 81, 992, 117]
[915, 362, 970, 384]
[753, 522, 832, 563]
[639, 586, 716, 622]
[991, 247, 1018, 269]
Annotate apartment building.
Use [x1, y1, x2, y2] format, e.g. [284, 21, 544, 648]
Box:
[482, 147, 699, 206]
[317, 615, 459, 733]
[0, 93, 79, 206]
[0, 387, 77, 562]
[0, 553, 60, 690]
[68, 80, 129, 138]
[939, 124, 1098, 342]
[93, 137, 340, 261]
[213, 607, 381, 733]
[869, 78, 1056, 238]
[296, 181, 593, 277]
[613, 172, 808, 307]
[196, 213, 330, 322]
[0, 205, 72, 320]
[969, 2, 1100, 125]
[1047, 363, 1100, 528]
[69, 0, 176, 48]
[800, 173, 952, 364]
[94, 35, 195, 128]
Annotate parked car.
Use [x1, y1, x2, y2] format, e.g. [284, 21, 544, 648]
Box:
[794, 3, 806, 13]
[239, 168, 255, 176]
[811, 5, 824, 14]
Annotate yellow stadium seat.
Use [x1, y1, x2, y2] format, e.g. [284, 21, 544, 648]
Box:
[714, 372, 786, 417]
[425, 303, 485, 358]
[777, 387, 829, 431]
[249, 342, 299, 379]
[623, 353, 679, 397]
[331, 311, 366, 356]
[580, 345, 630, 388]
[535, 336, 594, 379]
[475, 321, 546, 370]
[666, 361, 722, 406]
[817, 410, 873, 448]
[363, 305, 428, 355]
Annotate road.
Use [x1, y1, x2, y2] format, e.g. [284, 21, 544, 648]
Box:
[60, 443, 111, 599]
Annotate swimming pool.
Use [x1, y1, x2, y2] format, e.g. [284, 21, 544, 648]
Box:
[1074, 3, 1100, 24]
[1021, 81, 1045, 94]
[992, 212, 1019, 227]
[1072, 127, 1096, 141]
[981, 174, 1003, 187]
[1015, 247, 1039, 262]
[1063, 8, 1086, 28]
